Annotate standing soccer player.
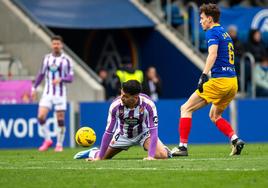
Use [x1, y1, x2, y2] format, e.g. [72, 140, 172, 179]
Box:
[172, 4, 244, 157]
[74, 80, 171, 160]
[32, 35, 74, 152]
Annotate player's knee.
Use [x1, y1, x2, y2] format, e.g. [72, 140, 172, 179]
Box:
[209, 114, 221, 123]
[57, 119, 65, 127]
[180, 104, 187, 113]
[38, 117, 46, 125]
[180, 104, 192, 116]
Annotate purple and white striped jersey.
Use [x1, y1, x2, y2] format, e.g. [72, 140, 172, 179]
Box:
[105, 93, 158, 138]
[33, 53, 73, 97]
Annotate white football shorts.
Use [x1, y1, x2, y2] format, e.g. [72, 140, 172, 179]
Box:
[39, 94, 67, 111]
[109, 129, 150, 150]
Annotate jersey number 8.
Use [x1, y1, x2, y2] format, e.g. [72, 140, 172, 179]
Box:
[228, 43, 234, 65]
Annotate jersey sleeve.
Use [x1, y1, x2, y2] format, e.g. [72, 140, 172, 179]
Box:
[65, 57, 74, 76]
[98, 102, 119, 159]
[105, 103, 119, 134]
[145, 101, 158, 158]
[206, 29, 219, 47]
[146, 101, 158, 129]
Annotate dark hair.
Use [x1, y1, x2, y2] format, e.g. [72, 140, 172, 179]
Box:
[122, 80, 142, 95]
[199, 3, 220, 23]
[51, 35, 63, 42]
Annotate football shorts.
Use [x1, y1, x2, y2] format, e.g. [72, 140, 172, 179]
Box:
[39, 94, 67, 111]
[109, 130, 151, 150]
[196, 77, 238, 110]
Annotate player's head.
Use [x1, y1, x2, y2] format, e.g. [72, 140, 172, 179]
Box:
[199, 3, 220, 31]
[121, 80, 142, 108]
[249, 29, 261, 43]
[51, 35, 63, 55]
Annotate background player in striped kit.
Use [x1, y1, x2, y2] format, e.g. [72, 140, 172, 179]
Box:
[32, 35, 74, 152]
[74, 80, 171, 160]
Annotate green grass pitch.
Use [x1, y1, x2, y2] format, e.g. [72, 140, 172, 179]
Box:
[0, 143, 267, 188]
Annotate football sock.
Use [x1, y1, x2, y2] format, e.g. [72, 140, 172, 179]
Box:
[215, 118, 235, 139]
[179, 143, 188, 148]
[41, 123, 51, 141]
[231, 134, 238, 142]
[56, 127, 66, 146]
[179, 117, 192, 145]
[94, 150, 100, 159]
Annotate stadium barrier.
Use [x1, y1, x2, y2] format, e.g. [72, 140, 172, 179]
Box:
[1, 99, 267, 149]
[79, 99, 268, 145]
[0, 103, 75, 149]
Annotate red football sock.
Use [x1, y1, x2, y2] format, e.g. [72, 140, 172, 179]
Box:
[179, 117, 192, 143]
[215, 118, 234, 138]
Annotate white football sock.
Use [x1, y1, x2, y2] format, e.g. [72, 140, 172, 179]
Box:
[231, 134, 238, 142]
[89, 149, 100, 159]
[179, 143, 187, 148]
[56, 127, 66, 146]
[41, 123, 51, 141]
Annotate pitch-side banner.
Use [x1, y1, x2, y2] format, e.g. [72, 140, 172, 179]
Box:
[0, 80, 32, 104]
[0, 104, 74, 149]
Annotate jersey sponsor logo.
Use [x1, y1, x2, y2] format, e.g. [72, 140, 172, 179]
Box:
[221, 67, 236, 72]
[49, 64, 59, 73]
[124, 117, 140, 126]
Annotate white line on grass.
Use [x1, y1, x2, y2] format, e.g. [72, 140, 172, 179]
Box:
[0, 166, 262, 171]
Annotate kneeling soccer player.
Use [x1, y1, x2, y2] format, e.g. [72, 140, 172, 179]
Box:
[74, 80, 171, 161]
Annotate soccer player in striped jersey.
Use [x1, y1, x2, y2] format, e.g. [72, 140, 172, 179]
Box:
[31, 35, 74, 152]
[172, 4, 244, 157]
[74, 80, 171, 160]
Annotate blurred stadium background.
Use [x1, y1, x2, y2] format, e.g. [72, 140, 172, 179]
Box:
[0, 0, 268, 151]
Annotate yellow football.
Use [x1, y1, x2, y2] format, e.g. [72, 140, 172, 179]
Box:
[75, 127, 96, 147]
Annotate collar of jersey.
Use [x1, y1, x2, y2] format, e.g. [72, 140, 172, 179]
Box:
[120, 95, 142, 109]
[209, 23, 220, 29]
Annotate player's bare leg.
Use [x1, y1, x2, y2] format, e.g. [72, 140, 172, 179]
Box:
[210, 105, 245, 156]
[38, 106, 53, 151]
[180, 92, 208, 118]
[172, 92, 207, 156]
[102, 147, 123, 159]
[55, 110, 65, 152]
[143, 138, 170, 159]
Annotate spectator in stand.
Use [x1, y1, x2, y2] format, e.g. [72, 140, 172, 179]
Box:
[254, 56, 268, 97]
[115, 57, 143, 94]
[228, 25, 245, 63]
[142, 66, 162, 102]
[247, 29, 267, 63]
[98, 68, 117, 100]
[228, 25, 245, 91]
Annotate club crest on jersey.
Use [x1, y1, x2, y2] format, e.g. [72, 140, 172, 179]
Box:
[49, 64, 59, 72]
[124, 117, 139, 126]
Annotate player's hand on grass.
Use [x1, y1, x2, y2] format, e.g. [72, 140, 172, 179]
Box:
[85, 157, 101, 162]
[197, 73, 209, 93]
[143, 156, 156, 160]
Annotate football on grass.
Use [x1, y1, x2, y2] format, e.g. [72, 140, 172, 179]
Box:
[75, 127, 96, 147]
